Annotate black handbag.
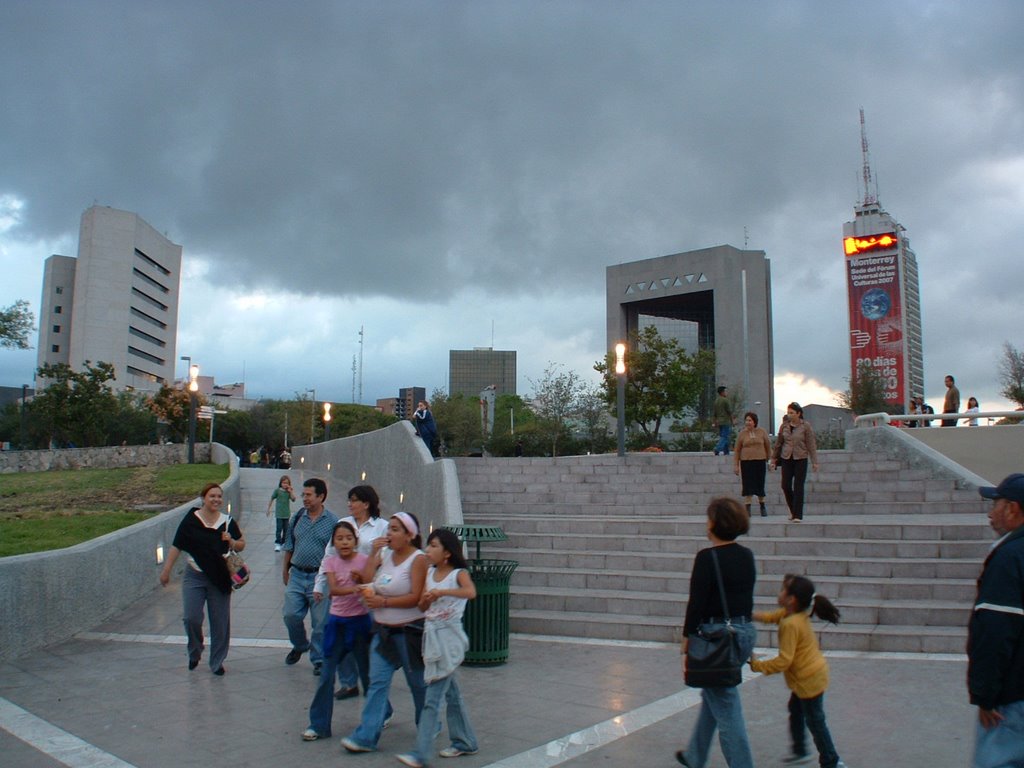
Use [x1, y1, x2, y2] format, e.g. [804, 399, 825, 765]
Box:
[684, 548, 743, 688]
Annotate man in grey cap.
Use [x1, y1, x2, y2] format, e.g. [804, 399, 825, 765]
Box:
[968, 473, 1024, 768]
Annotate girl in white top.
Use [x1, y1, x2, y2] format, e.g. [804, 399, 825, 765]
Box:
[342, 512, 428, 754]
[396, 529, 479, 768]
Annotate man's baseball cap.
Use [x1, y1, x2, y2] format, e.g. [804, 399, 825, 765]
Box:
[978, 473, 1024, 505]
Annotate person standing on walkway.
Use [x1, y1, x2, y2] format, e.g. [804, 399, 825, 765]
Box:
[750, 575, 846, 768]
[342, 511, 429, 755]
[942, 374, 961, 427]
[282, 477, 339, 675]
[771, 403, 819, 522]
[676, 497, 757, 768]
[966, 396, 980, 426]
[159, 483, 245, 675]
[733, 412, 771, 517]
[413, 401, 437, 457]
[315, 484, 390, 700]
[713, 386, 734, 456]
[267, 475, 295, 552]
[968, 473, 1024, 768]
[396, 528, 480, 767]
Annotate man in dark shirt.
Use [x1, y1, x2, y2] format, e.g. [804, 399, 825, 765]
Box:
[968, 473, 1024, 767]
[282, 477, 339, 675]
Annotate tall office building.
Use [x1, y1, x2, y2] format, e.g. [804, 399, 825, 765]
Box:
[36, 206, 182, 392]
[449, 349, 517, 397]
[841, 114, 923, 411]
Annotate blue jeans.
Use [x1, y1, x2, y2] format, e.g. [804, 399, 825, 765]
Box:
[410, 673, 478, 765]
[715, 425, 731, 455]
[974, 699, 1024, 768]
[308, 616, 371, 737]
[274, 517, 288, 545]
[337, 652, 359, 688]
[348, 630, 427, 749]
[681, 621, 755, 768]
[788, 692, 840, 767]
[283, 569, 329, 665]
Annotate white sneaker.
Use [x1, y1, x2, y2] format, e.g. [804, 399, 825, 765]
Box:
[301, 728, 319, 741]
[274, 544, 282, 552]
[439, 746, 479, 758]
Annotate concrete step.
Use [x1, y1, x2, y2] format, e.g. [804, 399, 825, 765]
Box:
[509, 609, 968, 654]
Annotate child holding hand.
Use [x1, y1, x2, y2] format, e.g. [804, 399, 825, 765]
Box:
[750, 575, 846, 768]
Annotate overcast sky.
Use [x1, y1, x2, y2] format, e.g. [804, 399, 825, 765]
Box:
[1, 1, 1022, 423]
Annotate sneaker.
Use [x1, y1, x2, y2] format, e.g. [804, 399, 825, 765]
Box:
[781, 754, 814, 765]
[341, 737, 373, 753]
[285, 648, 304, 665]
[301, 728, 320, 741]
[274, 544, 282, 552]
[335, 686, 359, 700]
[396, 754, 424, 767]
[439, 746, 479, 758]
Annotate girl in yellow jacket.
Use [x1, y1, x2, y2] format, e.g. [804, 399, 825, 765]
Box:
[750, 575, 846, 768]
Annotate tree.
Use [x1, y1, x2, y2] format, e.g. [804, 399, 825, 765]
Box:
[148, 385, 205, 443]
[33, 361, 119, 447]
[575, 383, 613, 455]
[595, 326, 716, 446]
[998, 341, 1024, 408]
[835, 361, 888, 415]
[0, 300, 34, 349]
[530, 363, 587, 457]
[429, 390, 484, 456]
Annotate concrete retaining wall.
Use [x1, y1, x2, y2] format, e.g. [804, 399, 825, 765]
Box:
[845, 425, 992, 489]
[0, 443, 240, 663]
[0, 443, 212, 473]
[291, 420, 462, 535]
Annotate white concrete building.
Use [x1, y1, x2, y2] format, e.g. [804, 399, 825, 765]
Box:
[36, 206, 182, 392]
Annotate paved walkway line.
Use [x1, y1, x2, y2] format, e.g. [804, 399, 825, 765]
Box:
[0, 697, 139, 768]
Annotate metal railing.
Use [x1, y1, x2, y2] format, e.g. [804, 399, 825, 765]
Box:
[854, 410, 1023, 427]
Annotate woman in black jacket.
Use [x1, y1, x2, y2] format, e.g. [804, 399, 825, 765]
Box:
[159, 483, 245, 675]
[677, 497, 756, 768]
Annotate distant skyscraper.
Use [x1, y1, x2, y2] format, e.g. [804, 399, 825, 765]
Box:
[397, 386, 426, 418]
[842, 114, 923, 411]
[36, 206, 182, 392]
[448, 349, 516, 397]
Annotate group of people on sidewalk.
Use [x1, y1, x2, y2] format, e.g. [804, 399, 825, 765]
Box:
[159, 456, 1024, 768]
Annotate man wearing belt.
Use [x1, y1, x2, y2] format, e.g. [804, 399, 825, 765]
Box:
[282, 477, 339, 675]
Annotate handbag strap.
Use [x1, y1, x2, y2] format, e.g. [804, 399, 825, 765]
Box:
[709, 548, 732, 623]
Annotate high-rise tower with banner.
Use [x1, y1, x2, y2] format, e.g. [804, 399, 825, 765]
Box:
[842, 110, 923, 412]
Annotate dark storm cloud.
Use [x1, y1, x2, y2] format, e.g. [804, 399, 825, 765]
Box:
[2, 1, 1023, 404]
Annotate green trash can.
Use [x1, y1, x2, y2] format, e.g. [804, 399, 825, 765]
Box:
[446, 525, 519, 666]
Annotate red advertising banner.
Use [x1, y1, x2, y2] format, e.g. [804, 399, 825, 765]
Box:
[846, 243, 905, 409]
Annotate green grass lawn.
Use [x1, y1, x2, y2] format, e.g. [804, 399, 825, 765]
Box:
[0, 463, 229, 557]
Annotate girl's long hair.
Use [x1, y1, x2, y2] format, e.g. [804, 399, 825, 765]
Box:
[784, 574, 840, 624]
[428, 528, 469, 570]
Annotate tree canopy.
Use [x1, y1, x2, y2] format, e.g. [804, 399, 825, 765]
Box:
[835, 360, 888, 415]
[594, 325, 716, 446]
[998, 341, 1024, 408]
[0, 300, 35, 349]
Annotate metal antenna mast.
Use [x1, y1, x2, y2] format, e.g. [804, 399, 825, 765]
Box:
[357, 325, 364, 404]
[351, 354, 357, 403]
[860, 107, 878, 205]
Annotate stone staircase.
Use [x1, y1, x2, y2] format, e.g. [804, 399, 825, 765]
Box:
[453, 450, 990, 654]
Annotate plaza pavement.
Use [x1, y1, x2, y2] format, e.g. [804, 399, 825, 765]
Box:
[0, 468, 976, 767]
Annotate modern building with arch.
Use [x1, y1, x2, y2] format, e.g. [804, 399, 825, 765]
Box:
[606, 244, 775, 431]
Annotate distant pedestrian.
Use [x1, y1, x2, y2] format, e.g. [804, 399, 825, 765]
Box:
[966, 396, 980, 426]
[942, 375, 961, 426]
[771, 403, 818, 522]
[968, 473, 1024, 768]
[267, 475, 296, 552]
[713, 386, 734, 456]
[414, 401, 437, 457]
[750, 575, 846, 768]
[734, 412, 771, 517]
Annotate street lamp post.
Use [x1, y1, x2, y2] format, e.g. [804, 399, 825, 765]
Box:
[615, 343, 627, 457]
[323, 402, 332, 442]
[306, 388, 316, 444]
[181, 356, 199, 464]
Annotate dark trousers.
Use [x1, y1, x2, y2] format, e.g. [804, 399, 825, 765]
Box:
[788, 692, 840, 767]
[779, 457, 809, 520]
[274, 517, 288, 545]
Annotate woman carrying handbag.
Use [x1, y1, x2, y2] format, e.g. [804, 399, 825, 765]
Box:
[676, 497, 756, 768]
